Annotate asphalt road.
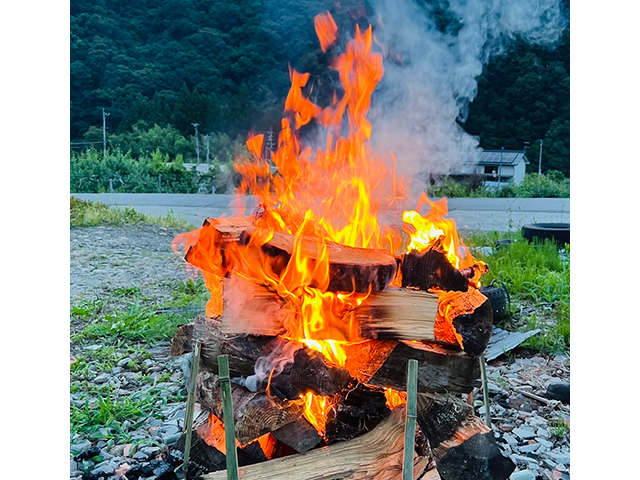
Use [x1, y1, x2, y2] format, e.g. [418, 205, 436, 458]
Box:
[71, 193, 570, 233]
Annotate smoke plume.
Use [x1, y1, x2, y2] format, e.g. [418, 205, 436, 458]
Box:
[368, 0, 568, 192]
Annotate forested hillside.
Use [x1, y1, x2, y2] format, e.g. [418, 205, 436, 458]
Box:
[71, 0, 570, 176]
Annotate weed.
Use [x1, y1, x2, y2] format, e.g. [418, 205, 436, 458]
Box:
[70, 197, 193, 230]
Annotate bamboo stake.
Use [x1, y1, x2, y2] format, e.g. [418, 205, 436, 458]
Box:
[402, 359, 418, 480]
[218, 354, 239, 480]
[479, 353, 491, 428]
[182, 341, 202, 479]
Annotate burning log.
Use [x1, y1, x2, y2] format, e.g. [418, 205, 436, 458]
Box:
[196, 371, 305, 446]
[342, 340, 480, 394]
[199, 405, 439, 480]
[324, 382, 391, 445]
[172, 413, 271, 476]
[271, 417, 322, 454]
[177, 316, 353, 398]
[401, 247, 470, 292]
[220, 276, 493, 356]
[172, 316, 482, 396]
[416, 393, 516, 480]
[239, 227, 398, 293]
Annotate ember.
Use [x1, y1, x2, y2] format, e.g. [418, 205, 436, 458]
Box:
[171, 10, 514, 480]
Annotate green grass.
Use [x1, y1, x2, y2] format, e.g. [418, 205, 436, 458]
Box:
[70, 278, 206, 443]
[70, 391, 172, 444]
[70, 196, 194, 229]
[464, 233, 570, 353]
[71, 278, 207, 343]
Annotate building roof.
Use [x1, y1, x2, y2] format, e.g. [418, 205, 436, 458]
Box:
[478, 150, 529, 166]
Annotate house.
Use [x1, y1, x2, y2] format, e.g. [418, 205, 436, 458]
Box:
[476, 150, 529, 187]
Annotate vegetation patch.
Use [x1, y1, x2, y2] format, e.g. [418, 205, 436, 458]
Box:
[465, 232, 570, 353]
[70, 196, 193, 230]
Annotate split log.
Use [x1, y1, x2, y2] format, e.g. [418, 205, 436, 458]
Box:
[220, 277, 493, 356]
[173, 316, 481, 396]
[342, 339, 480, 395]
[415, 393, 516, 480]
[400, 241, 491, 293]
[324, 383, 391, 445]
[195, 371, 305, 445]
[200, 406, 440, 480]
[172, 413, 270, 477]
[185, 216, 256, 274]
[239, 227, 398, 293]
[180, 316, 352, 399]
[271, 418, 322, 454]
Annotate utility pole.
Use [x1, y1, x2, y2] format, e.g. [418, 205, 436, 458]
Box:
[102, 108, 110, 158]
[498, 146, 504, 187]
[538, 139, 543, 175]
[205, 134, 210, 164]
[192, 123, 200, 163]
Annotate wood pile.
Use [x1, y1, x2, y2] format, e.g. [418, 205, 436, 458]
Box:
[170, 217, 515, 480]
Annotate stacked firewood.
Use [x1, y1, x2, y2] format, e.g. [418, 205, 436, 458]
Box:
[170, 217, 515, 480]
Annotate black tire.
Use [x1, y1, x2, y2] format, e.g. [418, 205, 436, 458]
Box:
[479, 285, 508, 321]
[521, 223, 570, 246]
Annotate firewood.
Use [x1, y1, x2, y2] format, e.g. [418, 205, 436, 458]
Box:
[342, 339, 481, 395]
[188, 316, 352, 399]
[172, 413, 270, 476]
[323, 382, 391, 445]
[196, 371, 305, 446]
[271, 418, 322, 454]
[199, 406, 440, 480]
[401, 248, 470, 292]
[220, 278, 493, 356]
[415, 393, 516, 480]
[239, 226, 398, 293]
[173, 316, 481, 396]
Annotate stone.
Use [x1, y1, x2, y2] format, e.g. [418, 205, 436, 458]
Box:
[519, 443, 540, 454]
[544, 452, 570, 465]
[93, 373, 111, 384]
[546, 383, 570, 403]
[513, 426, 537, 439]
[510, 470, 536, 480]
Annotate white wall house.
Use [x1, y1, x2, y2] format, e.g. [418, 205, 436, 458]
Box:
[476, 150, 529, 187]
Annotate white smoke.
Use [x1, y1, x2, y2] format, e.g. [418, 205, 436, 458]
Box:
[368, 0, 568, 192]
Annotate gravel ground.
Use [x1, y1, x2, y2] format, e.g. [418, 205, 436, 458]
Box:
[70, 224, 570, 480]
[70, 224, 190, 303]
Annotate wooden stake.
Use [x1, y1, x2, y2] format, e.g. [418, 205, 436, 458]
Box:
[218, 354, 239, 480]
[183, 341, 202, 479]
[479, 353, 491, 428]
[402, 359, 418, 480]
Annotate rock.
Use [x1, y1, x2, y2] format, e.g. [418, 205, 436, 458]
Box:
[71, 440, 93, 455]
[546, 383, 570, 403]
[93, 373, 111, 384]
[111, 367, 122, 374]
[521, 402, 533, 412]
[519, 443, 540, 454]
[75, 445, 101, 461]
[513, 426, 537, 440]
[510, 470, 536, 480]
[544, 451, 570, 465]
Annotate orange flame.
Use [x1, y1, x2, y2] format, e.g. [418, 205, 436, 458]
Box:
[314, 12, 338, 52]
[384, 388, 407, 409]
[176, 12, 489, 438]
[402, 193, 476, 270]
[301, 391, 334, 435]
